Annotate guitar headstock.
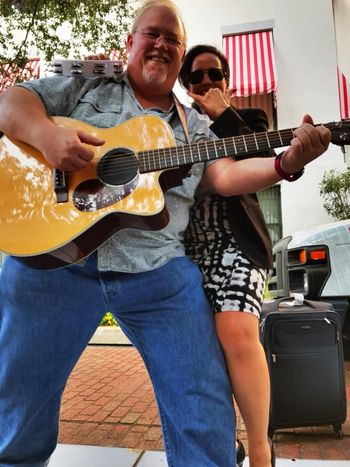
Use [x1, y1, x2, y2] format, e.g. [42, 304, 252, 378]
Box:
[326, 119, 350, 146]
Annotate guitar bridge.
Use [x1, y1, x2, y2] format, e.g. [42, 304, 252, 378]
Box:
[53, 169, 68, 202]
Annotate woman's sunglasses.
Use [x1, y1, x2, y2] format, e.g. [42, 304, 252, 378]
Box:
[188, 68, 227, 85]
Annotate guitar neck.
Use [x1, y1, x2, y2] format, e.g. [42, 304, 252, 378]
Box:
[137, 120, 347, 174]
[138, 127, 295, 174]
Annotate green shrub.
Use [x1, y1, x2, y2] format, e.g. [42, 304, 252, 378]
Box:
[100, 312, 118, 327]
[319, 169, 350, 220]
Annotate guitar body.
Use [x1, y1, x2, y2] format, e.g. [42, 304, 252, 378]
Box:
[0, 115, 184, 269]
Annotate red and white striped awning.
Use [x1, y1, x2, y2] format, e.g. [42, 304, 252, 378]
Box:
[337, 66, 350, 119]
[223, 31, 277, 97]
[0, 57, 40, 93]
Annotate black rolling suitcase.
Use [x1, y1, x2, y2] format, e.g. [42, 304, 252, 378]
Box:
[260, 296, 347, 438]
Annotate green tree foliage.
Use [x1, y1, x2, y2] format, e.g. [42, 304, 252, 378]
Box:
[0, 0, 133, 83]
[319, 168, 350, 220]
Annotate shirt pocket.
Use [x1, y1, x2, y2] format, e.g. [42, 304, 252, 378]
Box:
[72, 84, 123, 127]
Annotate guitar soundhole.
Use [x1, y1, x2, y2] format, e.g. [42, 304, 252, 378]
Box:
[98, 147, 138, 186]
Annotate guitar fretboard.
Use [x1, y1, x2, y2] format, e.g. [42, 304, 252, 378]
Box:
[138, 128, 296, 174]
[137, 118, 350, 173]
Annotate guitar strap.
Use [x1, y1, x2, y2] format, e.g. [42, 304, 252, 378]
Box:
[173, 93, 190, 144]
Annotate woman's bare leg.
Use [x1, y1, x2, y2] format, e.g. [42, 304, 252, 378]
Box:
[215, 311, 272, 467]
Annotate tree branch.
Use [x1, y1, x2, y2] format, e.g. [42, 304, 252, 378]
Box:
[16, 0, 42, 59]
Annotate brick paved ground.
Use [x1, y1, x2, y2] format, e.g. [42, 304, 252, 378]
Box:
[58, 345, 350, 460]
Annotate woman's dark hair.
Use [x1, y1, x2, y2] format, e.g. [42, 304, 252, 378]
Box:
[178, 44, 230, 90]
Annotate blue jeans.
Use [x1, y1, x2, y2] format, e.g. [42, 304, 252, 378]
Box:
[0, 254, 236, 467]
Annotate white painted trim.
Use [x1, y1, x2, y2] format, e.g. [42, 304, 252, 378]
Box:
[221, 19, 275, 36]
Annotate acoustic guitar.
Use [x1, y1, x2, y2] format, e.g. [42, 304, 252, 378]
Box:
[0, 115, 349, 270]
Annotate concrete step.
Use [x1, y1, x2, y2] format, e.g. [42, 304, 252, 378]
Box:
[49, 444, 350, 466]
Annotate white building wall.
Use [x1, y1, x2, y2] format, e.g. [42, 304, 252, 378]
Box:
[334, 0, 350, 79]
[171, 0, 347, 236]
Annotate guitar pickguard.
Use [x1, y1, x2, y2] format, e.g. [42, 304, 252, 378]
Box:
[73, 176, 139, 212]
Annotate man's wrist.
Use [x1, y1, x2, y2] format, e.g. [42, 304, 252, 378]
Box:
[274, 153, 304, 182]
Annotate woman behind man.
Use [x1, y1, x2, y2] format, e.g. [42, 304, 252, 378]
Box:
[179, 44, 275, 467]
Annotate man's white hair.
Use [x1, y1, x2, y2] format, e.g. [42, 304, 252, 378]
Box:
[131, 0, 187, 46]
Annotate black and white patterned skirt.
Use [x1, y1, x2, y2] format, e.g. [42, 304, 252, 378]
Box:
[185, 194, 268, 318]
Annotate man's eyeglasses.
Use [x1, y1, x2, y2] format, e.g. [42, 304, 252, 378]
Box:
[136, 29, 184, 48]
[188, 68, 227, 85]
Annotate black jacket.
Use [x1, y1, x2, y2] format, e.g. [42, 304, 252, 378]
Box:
[209, 106, 273, 269]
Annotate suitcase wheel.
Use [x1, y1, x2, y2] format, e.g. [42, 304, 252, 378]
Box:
[333, 425, 343, 439]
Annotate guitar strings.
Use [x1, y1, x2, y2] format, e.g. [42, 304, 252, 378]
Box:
[90, 128, 296, 177]
[85, 121, 347, 177]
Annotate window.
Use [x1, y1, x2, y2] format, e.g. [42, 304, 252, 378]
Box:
[257, 185, 282, 245]
[222, 28, 278, 128]
[222, 24, 282, 243]
[229, 92, 276, 130]
[223, 30, 277, 98]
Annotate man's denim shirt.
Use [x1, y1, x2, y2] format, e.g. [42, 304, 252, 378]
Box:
[18, 73, 214, 272]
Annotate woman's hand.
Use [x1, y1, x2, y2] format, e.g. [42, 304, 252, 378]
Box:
[188, 88, 231, 120]
[85, 53, 110, 60]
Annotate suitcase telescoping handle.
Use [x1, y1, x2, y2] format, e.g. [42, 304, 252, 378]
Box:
[261, 296, 334, 324]
[264, 295, 333, 312]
